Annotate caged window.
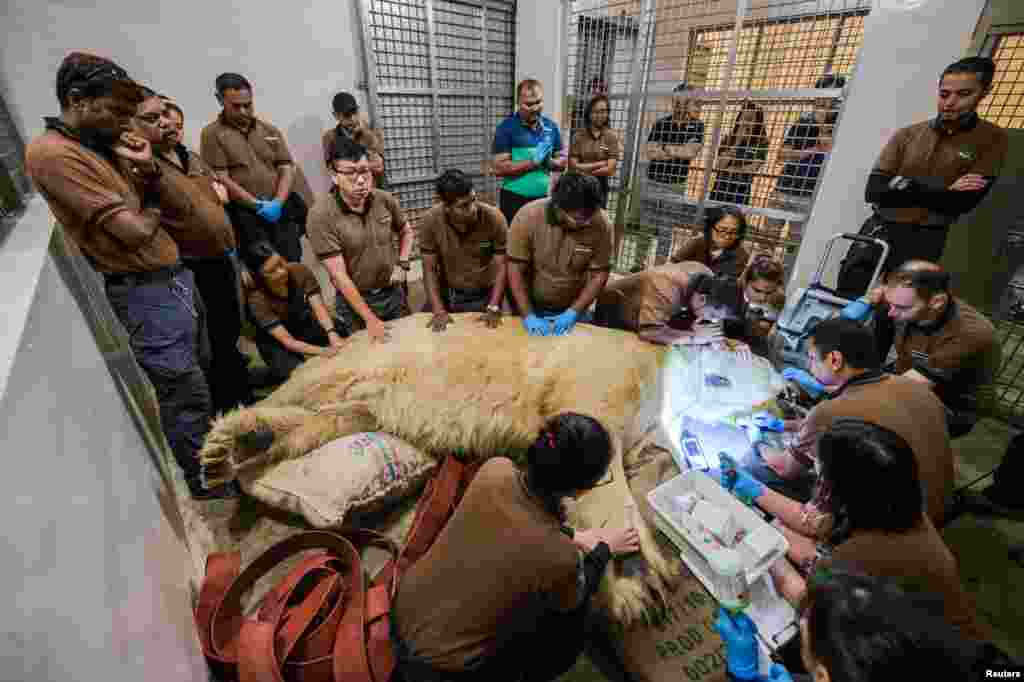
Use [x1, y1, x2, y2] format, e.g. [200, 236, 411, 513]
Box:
[978, 33, 1024, 130]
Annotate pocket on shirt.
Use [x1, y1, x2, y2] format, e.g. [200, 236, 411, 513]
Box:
[568, 245, 594, 273]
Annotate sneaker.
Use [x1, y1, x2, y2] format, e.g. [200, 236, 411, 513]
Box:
[188, 479, 242, 501]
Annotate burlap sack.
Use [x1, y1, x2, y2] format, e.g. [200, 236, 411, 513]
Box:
[238, 432, 437, 528]
[608, 444, 730, 682]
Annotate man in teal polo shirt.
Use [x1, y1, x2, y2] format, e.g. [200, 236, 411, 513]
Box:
[493, 79, 565, 225]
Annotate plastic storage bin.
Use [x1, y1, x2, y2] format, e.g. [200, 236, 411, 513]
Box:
[647, 470, 788, 591]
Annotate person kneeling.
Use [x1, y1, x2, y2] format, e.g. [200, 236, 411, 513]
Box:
[593, 262, 744, 346]
[243, 242, 345, 383]
[390, 412, 639, 682]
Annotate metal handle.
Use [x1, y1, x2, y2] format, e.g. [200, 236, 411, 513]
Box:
[810, 232, 891, 297]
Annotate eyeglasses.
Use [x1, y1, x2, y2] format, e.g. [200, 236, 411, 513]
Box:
[334, 167, 373, 179]
[713, 225, 740, 237]
[749, 285, 776, 296]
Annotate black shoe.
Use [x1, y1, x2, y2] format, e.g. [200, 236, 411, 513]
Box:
[188, 479, 242, 501]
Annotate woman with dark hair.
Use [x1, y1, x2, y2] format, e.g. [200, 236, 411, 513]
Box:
[392, 412, 640, 682]
[725, 255, 787, 351]
[670, 206, 751, 277]
[569, 95, 621, 208]
[715, 419, 989, 642]
[709, 100, 768, 206]
[716, 570, 1014, 682]
[242, 242, 345, 382]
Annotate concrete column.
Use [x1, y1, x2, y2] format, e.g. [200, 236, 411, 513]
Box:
[516, 0, 566, 125]
[786, 0, 988, 297]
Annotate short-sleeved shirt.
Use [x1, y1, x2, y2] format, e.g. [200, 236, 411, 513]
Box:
[393, 457, 580, 671]
[894, 298, 1000, 416]
[670, 236, 750, 278]
[246, 263, 321, 331]
[597, 261, 711, 332]
[25, 121, 179, 274]
[493, 113, 563, 199]
[569, 127, 622, 197]
[200, 114, 300, 202]
[872, 115, 1009, 225]
[507, 199, 613, 311]
[646, 115, 705, 185]
[776, 113, 829, 196]
[321, 125, 385, 168]
[822, 518, 990, 642]
[306, 189, 407, 292]
[417, 202, 508, 292]
[773, 372, 954, 535]
[155, 147, 236, 260]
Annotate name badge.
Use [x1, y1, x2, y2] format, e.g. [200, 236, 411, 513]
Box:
[958, 149, 975, 162]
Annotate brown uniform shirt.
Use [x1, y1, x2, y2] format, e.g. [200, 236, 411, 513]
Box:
[776, 373, 954, 534]
[393, 458, 580, 671]
[200, 114, 313, 207]
[246, 263, 321, 331]
[306, 189, 407, 292]
[25, 126, 179, 274]
[894, 298, 1000, 415]
[155, 149, 235, 260]
[597, 261, 711, 332]
[507, 199, 613, 311]
[873, 116, 1008, 225]
[418, 203, 508, 292]
[824, 518, 990, 642]
[671, 236, 750, 278]
[569, 126, 622, 165]
[321, 125, 385, 167]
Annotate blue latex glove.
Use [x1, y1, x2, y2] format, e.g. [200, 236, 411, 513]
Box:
[523, 313, 550, 337]
[750, 412, 785, 432]
[549, 308, 578, 336]
[531, 140, 554, 166]
[256, 199, 283, 223]
[781, 367, 825, 399]
[712, 459, 766, 501]
[840, 297, 873, 322]
[765, 663, 795, 682]
[714, 607, 759, 681]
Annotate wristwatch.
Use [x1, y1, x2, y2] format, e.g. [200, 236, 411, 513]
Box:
[486, 304, 500, 314]
[397, 260, 411, 272]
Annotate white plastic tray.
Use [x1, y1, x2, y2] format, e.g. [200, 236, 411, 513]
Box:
[647, 470, 789, 589]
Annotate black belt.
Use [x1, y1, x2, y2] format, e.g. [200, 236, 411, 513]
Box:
[104, 264, 184, 287]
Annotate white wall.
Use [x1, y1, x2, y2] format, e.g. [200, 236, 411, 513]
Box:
[0, 0, 367, 198]
[787, 0, 988, 294]
[0, 201, 208, 681]
[516, 0, 566, 126]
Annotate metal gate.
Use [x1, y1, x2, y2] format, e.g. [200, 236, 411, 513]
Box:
[563, 0, 871, 272]
[356, 0, 517, 226]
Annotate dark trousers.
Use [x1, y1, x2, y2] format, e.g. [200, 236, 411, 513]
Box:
[499, 189, 539, 226]
[226, 203, 303, 263]
[390, 604, 588, 682]
[184, 253, 253, 413]
[253, 316, 342, 383]
[335, 284, 411, 336]
[106, 267, 212, 484]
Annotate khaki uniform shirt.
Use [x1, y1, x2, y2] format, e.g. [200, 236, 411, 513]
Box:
[894, 299, 1000, 416]
[507, 199, 613, 311]
[569, 127, 621, 165]
[872, 115, 1008, 225]
[824, 518, 991, 642]
[418, 203, 508, 292]
[393, 458, 580, 671]
[155, 149, 235, 260]
[26, 124, 179, 274]
[246, 263, 321, 331]
[200, 114, 313, 207]
[306, 189, 407, 292]
[597, 261, 711, 332]
[777, 372, 954, 534]
[671, 236, 750, 279]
